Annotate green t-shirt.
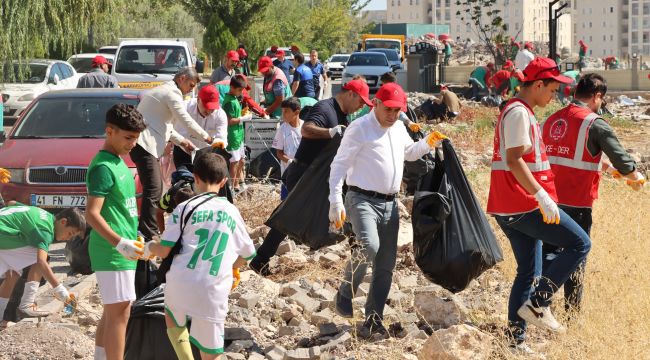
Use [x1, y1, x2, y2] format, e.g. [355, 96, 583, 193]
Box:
[471, 66, 488, 87]
[0, 205, 54, 251]
[347, 105, 371, 122]
[563, 70, 580, 83]
[299, 97, 318, 109]
[86, 150, 138, 271]
[223, 93, 244, 151]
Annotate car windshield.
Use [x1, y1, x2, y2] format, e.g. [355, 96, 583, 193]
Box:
[12, 97, 139, 138]
[68, 58, 95, 73]
[3, 64, 48, 83]
[330, 55, 349, 62]
[115, 45, 187, 74]
[368, 49, 399, 61]
[365, 40, 401, 52]
[347, 54, 388, 67]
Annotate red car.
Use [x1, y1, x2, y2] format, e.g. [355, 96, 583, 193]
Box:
[0, 88, 143, 211]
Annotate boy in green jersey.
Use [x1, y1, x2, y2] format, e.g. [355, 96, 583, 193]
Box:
[0, 206, 84, 325]
[85, 104, 146, 360]
[223, 75, 251, 191]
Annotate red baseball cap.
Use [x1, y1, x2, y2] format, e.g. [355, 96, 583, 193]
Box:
[375, 83, 407, 112]
[276, 49, 285, 56]
[524, 42, 534, 50]
[342, 79, 372, 107]
[270, 45, 278, 53]
[258, 56, 273, 74]
[237, 48, 247, 58]
[92, 55, 109, 67]
[198, 85, 220, 110]
[522, 57, 573, 84]
[226, 50, 240, 62]
[504, 60, 514, 69]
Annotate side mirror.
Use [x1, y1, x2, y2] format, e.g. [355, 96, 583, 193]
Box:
[341, 63, 346, 68]
[49, 74, 60, 85]
[195, 60, 205, 73]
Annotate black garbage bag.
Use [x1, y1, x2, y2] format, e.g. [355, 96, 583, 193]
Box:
[412, 139, 503, 293]
[265, 136, 345, 250]
[65, 234, 93, 275]
[403, 129, 435, 195]
[125, 285, 201, 360]
[416, 99, 448, 121]
[249, 149, 281, 181]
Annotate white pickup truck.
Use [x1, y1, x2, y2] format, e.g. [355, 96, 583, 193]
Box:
[111, 38, 203, 89]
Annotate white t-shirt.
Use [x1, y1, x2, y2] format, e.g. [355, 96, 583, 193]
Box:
[177, 98, 229, 149]
[515, 49, 535, 71]
[272, 120, 304, 174]
[162, 193, 256, 322]
[503, 106, 532, 153]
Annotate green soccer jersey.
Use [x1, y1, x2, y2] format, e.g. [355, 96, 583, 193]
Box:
[0, 205, 54, 251]
[223, 93, 244, 151]
[86, 150, 138, 271]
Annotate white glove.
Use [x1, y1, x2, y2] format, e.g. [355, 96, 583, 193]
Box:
[116, 238, 144, 260]
[53, 284, 71, 302]
[328, 202, 346, 230]
[328, 125, 346, 138]
[534, 188, 560, 225]
[142, 241, 155, 261]
[626, 171, 646, 191]
[240, 113, 253, 122]
[262, 113, 270, 119]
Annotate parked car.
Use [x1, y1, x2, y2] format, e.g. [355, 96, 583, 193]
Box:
[366, 48, 403, 70]
[341, 52, 392, 92]
[1, 60, 79, 125]
[264, 47, 295, 61]
[0, 88, 143, 213]
[98, 46, 118, 55]
[67, 53, 115, 73]
[324, 54, 350, 79]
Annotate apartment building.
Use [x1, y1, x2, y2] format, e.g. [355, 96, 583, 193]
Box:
[362, 10, 388, 24]
[571, 1, 621, 57]
[387, 0, 432, 24]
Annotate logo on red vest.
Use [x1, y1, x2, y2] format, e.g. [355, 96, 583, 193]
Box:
[549, 118, 568, 141]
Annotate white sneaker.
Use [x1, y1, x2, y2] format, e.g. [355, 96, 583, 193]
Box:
[509, 342, 535, 355]
[517, 299, 566, 333]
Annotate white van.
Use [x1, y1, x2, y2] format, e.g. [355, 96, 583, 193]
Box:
[112, 39, 202, 89]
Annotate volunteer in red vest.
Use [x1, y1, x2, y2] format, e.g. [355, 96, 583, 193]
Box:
[486, 57, 591, 353]
[258, 56, 293, 118]
[541, 73, 645, 314]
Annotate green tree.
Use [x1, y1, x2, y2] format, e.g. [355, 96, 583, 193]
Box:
[179, 0, 273, 37]
[203, 14, 237, 62]
[456, 0, 508, 63]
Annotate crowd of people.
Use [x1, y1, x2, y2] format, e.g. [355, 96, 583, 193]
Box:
[0, 43, 647, 360]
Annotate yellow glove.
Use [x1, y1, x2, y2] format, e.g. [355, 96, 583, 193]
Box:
[626, 178, 646, 191]
[231, 268, 241, 290]
[426, 131, 448, 148]
[211, 140, 225, 149]
[408, 123, 422, 133]
[0, 168, 10, 184]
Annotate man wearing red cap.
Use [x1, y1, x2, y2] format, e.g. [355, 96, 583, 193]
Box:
[210, 50, 240, 83]
[249, 79, 372, 276]
[486, 57, 591, 352]
[328, 82, 447, 338]
[509, 37, 521, 61]
[258, 56, 293, 118]
[235, 45, 250, 76]
[273, 49, 294, 84]
[173, 84, 228, 170]
[77, 55, 117, 88]
[515, 42, 535, 71]
[578, 40, 588, 71]
[488, 60, 515, 97]
[469, 63, 495, 101]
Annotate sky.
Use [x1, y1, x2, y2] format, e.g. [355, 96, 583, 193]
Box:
[365, 0, 387, 11]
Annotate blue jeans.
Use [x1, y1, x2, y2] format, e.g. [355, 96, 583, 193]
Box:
[495, 208, 591, 344]
[542, 206, 592, 312]
[338, 191, 399, 321]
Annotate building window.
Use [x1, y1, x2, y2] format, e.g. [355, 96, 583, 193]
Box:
[445, 0, 451, 6]
[611, 35, 614, 41]
[632, 31, 638, 43]
[645, 3, 650, 15]
[445, 9, 450, 20]
[610, 7, 614, 13]
[392, 0, 395, 6]
[410, 0, 413, 5]
[644, 31, 650, 43]
[515, 22, 520, 30]
[633, 3, 639, 15]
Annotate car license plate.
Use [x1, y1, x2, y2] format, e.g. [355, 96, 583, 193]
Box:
[31, 194, 87, 208]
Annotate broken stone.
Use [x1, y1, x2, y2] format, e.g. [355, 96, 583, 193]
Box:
[310, 308, 334, 325]
[249, 225, 269, 239]
[277, 240, 296, 255]
[288, 317, 302, 327]
[264, 344, 287, 360]
[417, 324, 494, 360]
[225, 327, 253, 341]
[320, 331, 353, 352]
[279, 252, 308, 264]
[281, 306, 301, 322]
[397, 275, 419, 290]
[310, 287, 335, 301]
[224, 352, 246, 360]
[225, 340, 254, 353]
[289, 291, 320, 314]
[355, 283, 370, 297]
[239, 294, 261, 309]
[414, 285, 469, 328]
[279, 326, 299, 337]
[318, 322, 339, 337]
[285, 347, 321, 360]
[318, 252, 341, 267]
[280, 284, 303, 297]
[248, 353, 265, 360]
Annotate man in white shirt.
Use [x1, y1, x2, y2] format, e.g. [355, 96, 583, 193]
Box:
[173, 84, 229, 170]
[271, 97, 304, 200]
[515, 42, 536, 71]
[328, 83, 447, 338]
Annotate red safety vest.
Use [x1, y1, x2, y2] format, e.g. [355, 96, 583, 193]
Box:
[487, 98, 558, 215]
[263, 67, 289, 94]
[542, 104, 601, 207]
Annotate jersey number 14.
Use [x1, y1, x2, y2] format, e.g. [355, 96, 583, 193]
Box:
[187, 228, 229, 276]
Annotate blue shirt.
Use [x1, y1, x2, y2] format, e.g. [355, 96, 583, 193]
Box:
[292, 64, 315, 98]
[305, 61, 325, 87]
[273, 59, 294, 83]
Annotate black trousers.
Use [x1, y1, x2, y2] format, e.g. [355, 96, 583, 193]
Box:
[542, 206, 592, 312]
[129, 144, 162, 240]
[313, 85, 321, 100]
[255, 161, 308, 263]
[173, 145, 235, 203]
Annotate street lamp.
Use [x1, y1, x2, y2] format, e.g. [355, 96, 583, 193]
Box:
[548, 0, 570, 60]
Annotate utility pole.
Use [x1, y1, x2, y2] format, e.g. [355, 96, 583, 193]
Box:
[549, 1, 569, 60]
